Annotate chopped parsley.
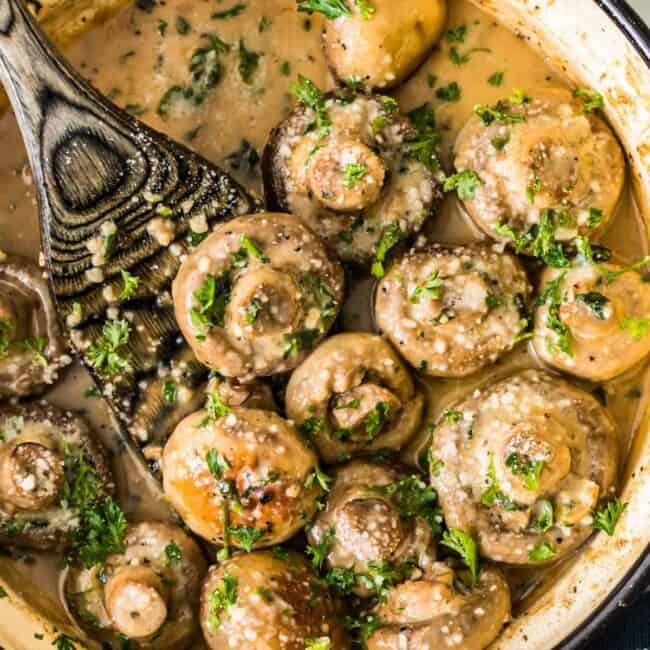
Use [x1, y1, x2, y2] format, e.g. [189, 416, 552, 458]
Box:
[305, 465, 333, 491]
[443, 170, 482, 200]
[491, 134, 509, 150]
[211, 3, 247, 19]
[481, 455, 517, 511]
[488, 70, 504, 86]
[475, 99, 526, 126]
[190, 271, 231, 340]
[619, 318, 650, 340]
[342, 162, 368, 189]
[530, 499, 554, 533]
[440, 529, 479, 584]
[283, 329, 319, 357]
[576, 292, 609, 319]
[592, 497, 627, 536]
[291, 75, 331, 136]
[442, 409, 463, 424]
[364, 401, 391, 438]
[299, 416, 323, 436]
[573, 87, 604, 114]
[297, 0, 351, 18]
[449, 46, 491, 65]
[354, 0, 375, 19]
[306, 527, 335, 571]
[526, 174, 541, 204]
[238, 39, 262, 84]
[175, 15, 191, 34]
[164, 542, 183, 566]
[87, 319, 131, 376]
[406, 103, 441, 172]
[207, 573, 238, 629]
[162, 378, 177, 405]
[371, 223, 405, 278]
[409, 270, 443, 303]
[305, 638, 332, 650]
[280, 61, 291, 76]
[0, 319, 13, 358]
[206, 449, 230, 480]
[325, 566, 357, 595]
[228, 525, 263, 551]
[528, 541, 555, 562]
[52, 635, 78, 650]
[245, 299, 263, 325]
[258, 15, 272, 31]
[358, 559, 415, 603]
[22, 337, 47, 366]
[598, 255, 650, 284]
[436, 81, 461, 102]
[506, 452, 545, 491]
[445, 25, 467, 43]
[119, 270, 139, 299]
[204, 393, 233, 423]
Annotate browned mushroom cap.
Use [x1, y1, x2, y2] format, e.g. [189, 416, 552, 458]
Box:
[263, 92, 443, 264]
[0, 256, 69, 400]
[206, 375, 277, 412]
[200, 551, 349, 650]
[430, 370, 618, 566]
[0, 401, 113, 550]
[172, 213, 344, 381]
[161, 407, 321, 548]
[285, 333, 424, 463]
[307, 461, 437, 598]
[534, 261, 650, 381]
[321, 0, 447, 90]
[376, 244, 532, 377]
[454, 88, 624, 243]
[65, 521, 207, 649]
[367, 562, 510, 650]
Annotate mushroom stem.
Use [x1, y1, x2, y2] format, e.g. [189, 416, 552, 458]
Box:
[0, 440, 64, 511]
[104, 566, 169, 640]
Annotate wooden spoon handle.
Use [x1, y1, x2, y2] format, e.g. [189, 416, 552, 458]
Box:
[0, 0, 256, 473]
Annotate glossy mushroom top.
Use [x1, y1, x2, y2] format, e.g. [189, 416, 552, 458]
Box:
[534, 259, 650, 381]
[375, 244, 532, 377]
[307, 460, 437, 598]
[453, 88, 624, 248]
[285, 333, 424, 463]
[161, 406, 322, 549]
[65, 521, 207, 649]
[0, 401, 113, 550]
[0, 256, 69, 400]
[430, 370, 618, 566]
[200, 550, 349, 649]
[318, 0, 447, 90]
[263, 90, 443, 266]
[367, 562, 511, 650]
[172, 213, 344, 381]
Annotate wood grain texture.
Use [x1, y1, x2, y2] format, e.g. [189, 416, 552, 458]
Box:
[0, 0, 257, 473]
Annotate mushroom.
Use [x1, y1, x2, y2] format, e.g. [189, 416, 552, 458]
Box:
[285, 333, 424, 463]
[375, 244, 532, 377]
[161, 407, 322, 549]
[0, 256, 69, 400]
[430, 370, 619, 566]
[307, 461, 437, 598]
[453, 88, 624, 248]
[534, 259, 650, 380]
[199, 550, 349, 649]
[64, 521, 207, 648]
[172, 213, 344, 381]
[263, 89, 443, 265]
[0, 401, 113, 550]
[317, 0, 447, 90]
[366, 562, 511, 650]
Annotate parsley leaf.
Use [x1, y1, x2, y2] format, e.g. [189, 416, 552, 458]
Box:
[162, 378, 177, 405]
[297, 0, 351, 19]
[444, 170, 482, 199]
[283, 329, 319, 358]
[363, 401, 391, 438]
[480, 454, 517, 511]
[449, 46, 491, 65]
[206, 448, 230, 479]
[573, 87, 604, 113]
[119, 270, 139, 300]
[406, 103, 441, 172]
[488, 70, 504, 86]
[228, 525, 263, 551]
[371, 223, 405, 278]
[342, 162, 369, 189]
[306, 527, 335, 571]
[207, 573, 238, 629]
[505, 452, 545, 491]
[440, 529, 479, 583]
[592, 498, 627, 536]
[238, 39, 262, 85]
[305, 465, 333, 491]
[291, 75, 331, 136]
[436, 81, 461, 102]
[445, 25, 467, 43]
[354, 0, 375, 19]
[212, 3, 246, 19]
[165, 542, 183, 566]
[528, 541, 555, 562]
[475, 99, 526, 126]
[87, 319, 131, 376]
[619, 317, 650, 340]
[22, 337, 47, 366]
[190, 272, 231, 340]
[0, 319, 14, 358]
[530, 499, 555, 533]
[299, 416, 323, 436]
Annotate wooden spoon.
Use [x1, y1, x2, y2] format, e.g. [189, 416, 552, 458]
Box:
[0, 0, 256, 475]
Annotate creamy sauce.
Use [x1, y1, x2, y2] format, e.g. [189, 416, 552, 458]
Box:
[0, 0, 647, 642]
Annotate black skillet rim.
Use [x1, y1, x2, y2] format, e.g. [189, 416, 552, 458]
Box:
[556, 1, 650, 648]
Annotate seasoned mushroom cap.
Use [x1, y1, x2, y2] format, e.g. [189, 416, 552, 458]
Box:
[307, 461, 436, 597]
[376, 244, 532, 377]
[0, 256, 69, 400]
[263, 92, 443, 264]
[285, 333, 424, 463]
[0, 401, 113, 550]
[321, 0, 447, 90]
[430, 370, 618, 566]
[454, 88, 624, 244]
[534, 261, 650, 381]
[65, 521, 207, 649]
[367, 562, 510, 650]
[162, 407, 322, 548]
[172, 213, 344, 381]
[200, 550, 349, 650]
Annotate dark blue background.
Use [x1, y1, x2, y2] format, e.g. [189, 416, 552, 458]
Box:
[591, 593, 650, 649]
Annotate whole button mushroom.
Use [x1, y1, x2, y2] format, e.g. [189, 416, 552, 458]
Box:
[0, 256, 69, 400]
[162, 406, 323, 549]
[301, 0, 447, 90]
[430, 370, 619, 566]
[200, 550, 349, 649]
[172, 213, 344, 381]
[263, 87, 443, 267]
[375, 244, 532, 377]
[366, 562, 511, 650]
[0, 401, 113, 550]
[285, 333, 424, 463]
[307, 461, 437, 598]
[452, 88, 624, 255]
[534, 257, 650, 381]
[65, 521, 207, 648]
